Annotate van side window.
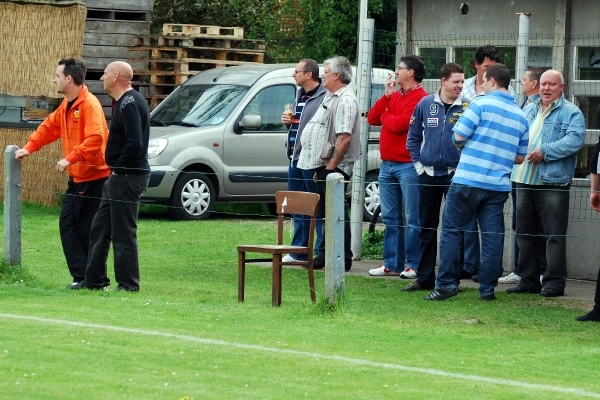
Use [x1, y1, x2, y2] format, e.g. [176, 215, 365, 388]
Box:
[243, 85, 296, 131]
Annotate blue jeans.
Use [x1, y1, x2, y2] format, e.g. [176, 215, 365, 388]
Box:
[288, 160, 323, 260]
[437, 184, 508, 297]
[378, 160, 420, 272]
[415, 173, 480, 289]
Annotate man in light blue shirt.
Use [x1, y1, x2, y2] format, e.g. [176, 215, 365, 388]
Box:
[424, 64, 529, 301]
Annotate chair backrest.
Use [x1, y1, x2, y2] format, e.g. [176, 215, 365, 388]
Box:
[275, 191, 320, 245]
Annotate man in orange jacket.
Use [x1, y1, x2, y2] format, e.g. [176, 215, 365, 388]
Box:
[15, 58, 110, 287]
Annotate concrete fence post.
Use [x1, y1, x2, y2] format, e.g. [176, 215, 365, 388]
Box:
[4, 145, 22, 266]
[324, 173, 345, 304]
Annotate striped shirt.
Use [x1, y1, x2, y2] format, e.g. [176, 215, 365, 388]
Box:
[297, 85, 358, 175]
[287, 85, 320, 159]
[452, 90, 529, 192]
[511, 101, 558, 185]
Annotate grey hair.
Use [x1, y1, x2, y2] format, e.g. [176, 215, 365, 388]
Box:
[323, 56, 352, 84]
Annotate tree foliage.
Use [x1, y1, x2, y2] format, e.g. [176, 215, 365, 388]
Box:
[151, 0, 397, 64]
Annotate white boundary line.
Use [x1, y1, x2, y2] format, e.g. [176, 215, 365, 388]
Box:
[1, 313, 598, 398]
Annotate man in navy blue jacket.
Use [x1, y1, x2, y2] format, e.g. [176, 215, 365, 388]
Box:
[404, 63, 479, 292]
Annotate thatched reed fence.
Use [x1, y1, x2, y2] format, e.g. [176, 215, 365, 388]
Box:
[0, 1, 86, 206]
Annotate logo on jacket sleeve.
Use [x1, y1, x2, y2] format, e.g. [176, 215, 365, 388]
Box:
[409, 116, 415, 125]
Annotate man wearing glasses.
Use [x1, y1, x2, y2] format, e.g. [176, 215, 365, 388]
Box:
[367, 56, 428, 279]
[281, 59, 327, 263]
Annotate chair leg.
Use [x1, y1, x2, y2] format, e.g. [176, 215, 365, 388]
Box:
[238, 251, 246, 302]
[272, 254, 282, 307]
[308, 260, 316, 303]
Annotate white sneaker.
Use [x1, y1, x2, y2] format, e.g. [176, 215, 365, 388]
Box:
[400, 267, 417, 279]
[282, 254, 299, 263]
[368, 266, 400, 276]
[498, 272, 521, 284]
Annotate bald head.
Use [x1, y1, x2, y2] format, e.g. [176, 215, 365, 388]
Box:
[539, 69, 565, 106]
[101, 61, 134, 99]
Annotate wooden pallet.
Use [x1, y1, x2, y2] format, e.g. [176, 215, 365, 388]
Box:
[162, 24, 244, 39]
[134, 70, 197, 85]
[131, 46, 264, 63]
[133, 35, 266, 51]
[131, 57, 263, 72]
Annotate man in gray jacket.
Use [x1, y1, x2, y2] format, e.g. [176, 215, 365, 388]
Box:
[281, 59, 327, 263]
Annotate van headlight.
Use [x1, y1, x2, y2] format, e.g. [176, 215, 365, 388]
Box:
[148, 138, 168, 159]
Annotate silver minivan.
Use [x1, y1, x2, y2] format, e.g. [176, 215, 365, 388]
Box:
[144, 64, 390, 220]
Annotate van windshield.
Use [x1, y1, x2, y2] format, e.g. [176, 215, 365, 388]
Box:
[151, 84, 248, 127]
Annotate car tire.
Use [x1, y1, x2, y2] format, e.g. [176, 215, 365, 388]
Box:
[168, 172, 216, 220]
[363, 171, 380, 222]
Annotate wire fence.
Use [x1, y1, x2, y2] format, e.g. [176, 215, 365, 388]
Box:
[3, 31, 600, 229]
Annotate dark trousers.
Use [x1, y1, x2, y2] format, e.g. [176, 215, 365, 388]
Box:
[511, 183, 547, 274]
[515, 183, 570, 292]
[415, 173, 480, 289]
[84, 174, 150, 290]
[60, 177, 106, 282]
[314, 167, 352, 268]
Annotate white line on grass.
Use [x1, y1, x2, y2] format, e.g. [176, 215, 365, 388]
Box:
[1, 313, 598, 398]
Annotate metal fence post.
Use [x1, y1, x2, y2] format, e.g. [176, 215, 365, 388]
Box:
[324, 173, 345, 303]
[4, 145, 22, 266]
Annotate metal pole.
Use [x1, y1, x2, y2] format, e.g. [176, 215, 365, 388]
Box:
[350, 18, 375, 260]
[515, 13, 532, 106]
[510, 12, 531, 271]
[324, 173, 345, 304]
[4, 145, 22, 266]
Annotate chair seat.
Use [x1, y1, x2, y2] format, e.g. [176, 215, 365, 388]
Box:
[237, 245, 309, 255]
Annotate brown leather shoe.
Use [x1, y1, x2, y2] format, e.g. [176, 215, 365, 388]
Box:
[401, 281, 424, 292]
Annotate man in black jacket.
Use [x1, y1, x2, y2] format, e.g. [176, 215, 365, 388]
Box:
[74, 61, 151, 292]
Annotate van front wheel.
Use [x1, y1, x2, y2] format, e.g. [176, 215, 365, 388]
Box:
[168, 172, 216, 220]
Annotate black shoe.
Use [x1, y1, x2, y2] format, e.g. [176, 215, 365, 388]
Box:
[471, 275, 479, 283]
[481, 293, 496, 301]
[115, 285, 139, 292]
[577, 309, 600, 322]
[313, 257, 325, 270]
[540, 288, 564, 297]
[423, 288, 458, 301]
[506, 286, 540, 294]
[402, 282, 428, 292]
[460, 270, 473, 280]
[70, 282, 107, 291]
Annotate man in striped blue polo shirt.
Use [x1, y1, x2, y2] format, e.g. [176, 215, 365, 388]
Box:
[424, 64, 529, 301]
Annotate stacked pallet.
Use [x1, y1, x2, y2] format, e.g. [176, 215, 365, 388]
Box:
[130, 24, 266, 109]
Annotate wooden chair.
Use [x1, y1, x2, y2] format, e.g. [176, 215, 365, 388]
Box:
[237, 191, 320, 306]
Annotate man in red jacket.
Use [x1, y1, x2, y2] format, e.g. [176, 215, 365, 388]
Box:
[367, 55, 427, 278]
[15, 58, 110, 287]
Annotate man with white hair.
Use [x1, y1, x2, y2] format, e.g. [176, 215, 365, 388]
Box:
[507, 70, 585, 298]
[297, 56, 361, 271]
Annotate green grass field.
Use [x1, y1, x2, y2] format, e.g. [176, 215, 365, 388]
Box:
[0, 204, 599, 399]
